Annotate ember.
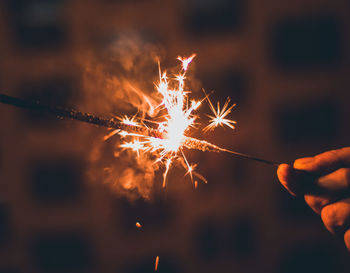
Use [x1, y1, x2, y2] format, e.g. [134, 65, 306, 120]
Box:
[155, 255, 159, 271]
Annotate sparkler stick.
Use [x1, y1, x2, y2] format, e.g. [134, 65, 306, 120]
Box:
[0, 92, 280, 166]
[0, 92, 121, 128]
[183, 137, 281, 166]
[0, 93, 161, 137]
[221, 149, 281, 166]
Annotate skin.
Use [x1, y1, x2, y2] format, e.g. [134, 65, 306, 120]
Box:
[277, 147, 350, 251]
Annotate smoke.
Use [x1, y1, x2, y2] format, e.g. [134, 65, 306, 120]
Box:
[80, 33, 163, 117]
[79, 33, 167, 201]
[79, 33, 201, 200]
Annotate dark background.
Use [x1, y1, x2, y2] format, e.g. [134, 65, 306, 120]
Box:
[0, 0, 350, 273]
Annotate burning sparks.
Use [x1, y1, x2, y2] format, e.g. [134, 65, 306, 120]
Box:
[155, 256, 159, 271]
[120, 115, 139, 127]
[177, 53, 196, 71]
[203, 97, 236, 132]
[112, 54, 236, 187]
[136, 222, 142, 228]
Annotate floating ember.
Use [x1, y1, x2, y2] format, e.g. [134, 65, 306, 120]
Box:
[155, 255, 159, 271]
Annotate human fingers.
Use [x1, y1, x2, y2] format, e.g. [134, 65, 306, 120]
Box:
[277, 164, 318, 196]
[302, 168, 350, 197]
[302, 168, 350, 214]
[304, 194, 334, 214]
[277, 163, 297, 196]
[288, 148, 350, 195]
[314, 168, 350, 194]
[344, 229, 350, 251]
[320, 198, 350, 235]
[294, 148, 350, 175]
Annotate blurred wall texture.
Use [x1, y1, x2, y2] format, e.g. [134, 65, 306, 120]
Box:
[0, 0, 350, 273]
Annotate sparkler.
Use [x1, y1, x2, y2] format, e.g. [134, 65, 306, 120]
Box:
[110, 55, 279, 186]
[0, 55, 280, 189]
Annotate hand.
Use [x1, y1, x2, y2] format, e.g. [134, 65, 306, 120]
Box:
[277, 147, 350, 251]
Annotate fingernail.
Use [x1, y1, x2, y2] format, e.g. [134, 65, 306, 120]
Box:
[277, 164, 289, 180]
[277, 164, 297, 197]
[294, 157, 314, 168]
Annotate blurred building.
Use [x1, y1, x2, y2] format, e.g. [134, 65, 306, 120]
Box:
[0, 0, 350, 273]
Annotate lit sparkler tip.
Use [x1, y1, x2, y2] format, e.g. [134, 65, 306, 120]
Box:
[114, 55, 238, 189]
[136, 222, 142, 228]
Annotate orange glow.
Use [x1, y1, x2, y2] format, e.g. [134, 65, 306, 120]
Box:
[104, 129, 119, 141]
[112, 55, 236, 187]
[120, 115, 139, 127]
[136, 222, 142, 228]
[155, 256, 159, 271]
[203, 97, 236, 132]
[177, 53, 196, 71]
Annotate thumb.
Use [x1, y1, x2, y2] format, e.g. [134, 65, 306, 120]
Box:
[294, 148, 350, 175]
[277, 164, 318, 196]
[294, 148, 350, 194]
